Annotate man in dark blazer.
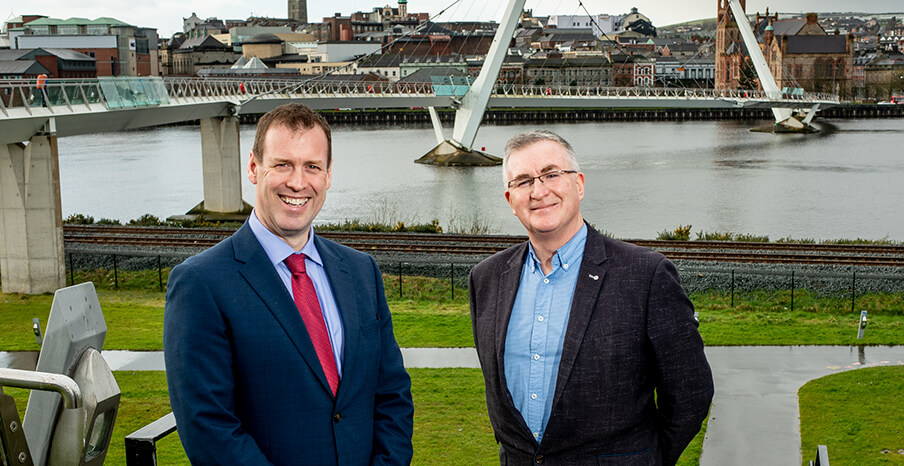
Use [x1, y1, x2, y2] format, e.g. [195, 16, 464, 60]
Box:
[469, 130, 713, 465]
[164, 104, 413, 465]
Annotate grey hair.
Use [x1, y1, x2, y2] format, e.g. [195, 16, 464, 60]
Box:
[502, 130, 580, 186]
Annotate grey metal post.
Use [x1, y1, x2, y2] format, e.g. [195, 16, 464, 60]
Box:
[790, 270, 795, 312]
[857, 311, 868, 339]
[730, 269, 734, 308]
[450, 263, 454, 300]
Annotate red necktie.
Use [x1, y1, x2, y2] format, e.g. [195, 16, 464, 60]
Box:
[285, 253, 339, 395]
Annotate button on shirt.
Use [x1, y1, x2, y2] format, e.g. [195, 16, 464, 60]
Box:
[504, 224, 587, 442]
[249, 211, 344, 376]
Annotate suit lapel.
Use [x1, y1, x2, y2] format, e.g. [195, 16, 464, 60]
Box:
[315, 236, 359, 400]
[494, 243, 528, 383]
[549, 226, 609, 413]
[233, 224, 335, 396]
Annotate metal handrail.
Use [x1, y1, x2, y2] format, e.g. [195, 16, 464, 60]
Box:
[0, 76, 841, 115]
[0, 367, 81, 409]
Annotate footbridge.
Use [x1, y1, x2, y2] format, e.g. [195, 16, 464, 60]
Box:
[0, 76, 839, 144]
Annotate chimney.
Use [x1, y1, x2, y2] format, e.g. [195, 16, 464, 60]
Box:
[806, 13, 818, 24]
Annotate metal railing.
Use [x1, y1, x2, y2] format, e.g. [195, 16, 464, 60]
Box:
[0, 77, 169, 116]
[1, 76, 840, 117]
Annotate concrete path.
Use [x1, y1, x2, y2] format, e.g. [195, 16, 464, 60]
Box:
[98, 348, 481, 371]
[5, 346, 904, 464]
[701, 346, 904, 466]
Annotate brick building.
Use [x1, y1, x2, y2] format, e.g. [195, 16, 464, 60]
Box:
[11, 16, 159, 76]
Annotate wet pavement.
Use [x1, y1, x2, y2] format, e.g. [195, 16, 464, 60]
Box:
[701, 345, 904, 466]
[3, 345, 903, 464]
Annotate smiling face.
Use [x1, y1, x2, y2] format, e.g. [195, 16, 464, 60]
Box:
[504, 139, 585, 249]
[248, 124, 331, 250]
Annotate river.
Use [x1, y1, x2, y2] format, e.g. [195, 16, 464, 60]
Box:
[56, 117, 904, 241]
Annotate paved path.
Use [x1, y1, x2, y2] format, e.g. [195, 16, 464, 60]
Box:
[5, 346, 904, 464]
[701, 345, 903, 466]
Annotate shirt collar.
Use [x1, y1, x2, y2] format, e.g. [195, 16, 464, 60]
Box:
[525, 223, 588, 275]
[248, 209, 324, 268]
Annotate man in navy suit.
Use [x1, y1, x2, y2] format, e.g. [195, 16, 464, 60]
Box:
[164, 103, 413, 465]
[469, 130, 713, 465]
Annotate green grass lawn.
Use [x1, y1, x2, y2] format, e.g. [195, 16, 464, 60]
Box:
[4, 369, 706, 465]
[3, 285, 901, 350]
[2, 273, 903, 464]
[799, 366, 904, 466]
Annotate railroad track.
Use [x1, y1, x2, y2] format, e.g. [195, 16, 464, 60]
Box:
[62, 225, 904, 267]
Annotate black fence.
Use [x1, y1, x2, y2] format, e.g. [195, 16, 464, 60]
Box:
[62, 250, 904, 310]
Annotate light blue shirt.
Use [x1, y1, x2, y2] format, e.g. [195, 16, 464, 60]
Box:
[249, 211, 344, 377]
[504, 224, 587, 443]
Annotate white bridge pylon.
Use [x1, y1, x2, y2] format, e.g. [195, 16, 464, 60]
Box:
[726, 0, 817, 130]
[416, 0, 527, 166]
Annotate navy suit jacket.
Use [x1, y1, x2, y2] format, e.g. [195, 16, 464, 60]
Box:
[164, 223, 413, 465]
[469, 225, 713, 465]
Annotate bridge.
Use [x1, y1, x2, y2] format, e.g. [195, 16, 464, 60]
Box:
[0, 77, 839, 144]
[0, 0, 840, 294]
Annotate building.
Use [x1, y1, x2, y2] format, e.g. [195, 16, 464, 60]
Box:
[523, 56, 612, 87]
[861, 52, 904, 100]
[11, 16, 159, 76]
[531, 29, 598, 51]
[355, 53, 404, 80]
[757, 12, 854, 97]
[655, 56, 715, 87]
[172, 35, 238, 75]
[715, 1, 854, 97]
[714, 0, 745, 89]
[548, 7, 656, 38]
[288, 0, 308, 23]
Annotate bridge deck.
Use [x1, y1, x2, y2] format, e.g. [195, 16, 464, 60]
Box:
[0, 77, 839, 144]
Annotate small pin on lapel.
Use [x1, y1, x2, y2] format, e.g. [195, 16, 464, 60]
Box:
[589, 274, 599, 280]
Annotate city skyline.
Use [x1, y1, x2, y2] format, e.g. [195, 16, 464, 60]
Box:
[6, 0, 903, 38]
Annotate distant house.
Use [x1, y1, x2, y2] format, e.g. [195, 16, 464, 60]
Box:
[12, 16, 158, 76]
[172, 35, 238, 76]
[0, 48, 95, 78]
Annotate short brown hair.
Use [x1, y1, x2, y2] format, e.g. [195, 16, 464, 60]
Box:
[252, 103, 332, 166]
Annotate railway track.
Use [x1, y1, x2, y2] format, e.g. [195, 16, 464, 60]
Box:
[62, 225, 904, 267]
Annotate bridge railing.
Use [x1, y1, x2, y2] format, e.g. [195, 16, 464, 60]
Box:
[0, 77, 171, 115]
[2, 77, 840, 116]
[163, 77, 437, 100]
[0, 78, 106, 116]
[492, 83, 838, 103]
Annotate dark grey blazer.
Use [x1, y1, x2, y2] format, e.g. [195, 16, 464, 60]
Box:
[469, 224, 713, 466]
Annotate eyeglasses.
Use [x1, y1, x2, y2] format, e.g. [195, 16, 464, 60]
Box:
[507, 170, 577, 190]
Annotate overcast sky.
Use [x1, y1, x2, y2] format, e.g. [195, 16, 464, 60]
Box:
[6, 0, 903, 38]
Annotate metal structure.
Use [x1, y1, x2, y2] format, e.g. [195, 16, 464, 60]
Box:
[0, 75, 840, 145]
[0, 283, 120, 465]
[725, 0, 820, 130]
[857, 310, 868, 339]
[124, 413, 177, 466]
[809, 445, 830, 466]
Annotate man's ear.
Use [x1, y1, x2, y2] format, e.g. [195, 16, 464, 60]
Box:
[247, 152, 258, 184]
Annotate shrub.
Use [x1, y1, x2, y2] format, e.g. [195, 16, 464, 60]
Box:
[64, 213, 94, 225]
[96, 218, 122, 226]
[128, 214, 165, 226]
[658, 224, 692, 241]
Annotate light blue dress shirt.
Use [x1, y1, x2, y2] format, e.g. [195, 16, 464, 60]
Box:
[504, 224, 587, 442]
[249, 211, 345, 377]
